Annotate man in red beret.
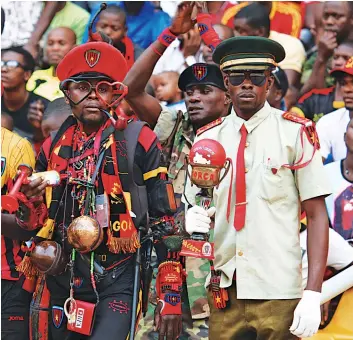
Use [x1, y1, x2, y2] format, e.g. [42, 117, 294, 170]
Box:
[16, 8, 182, 340]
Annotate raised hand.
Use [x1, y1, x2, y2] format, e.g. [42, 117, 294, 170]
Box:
[28, 100, 45, 129]
[317, 30, 338, 61]
[169, 1, 196, 36]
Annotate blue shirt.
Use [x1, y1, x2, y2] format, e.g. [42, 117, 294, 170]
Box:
[83, 2, 171, 49]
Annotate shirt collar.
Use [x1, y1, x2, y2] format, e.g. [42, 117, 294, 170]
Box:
[231, 101, 271, 133]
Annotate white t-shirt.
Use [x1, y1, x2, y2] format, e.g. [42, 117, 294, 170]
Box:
[316, 107, 350, 161]
[325, 160, 353, 240]
[300, 228, 353, 289]
[153, 39, 202, 75]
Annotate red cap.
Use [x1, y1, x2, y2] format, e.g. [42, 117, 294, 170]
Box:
[57, 42, 127, 82]
[330, 56, 353, 77]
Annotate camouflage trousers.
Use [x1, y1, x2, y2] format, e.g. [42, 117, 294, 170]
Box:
[136, 254, 209, 340]
[136, 306, 209, 340]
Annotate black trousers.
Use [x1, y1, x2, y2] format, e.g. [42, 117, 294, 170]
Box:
[1, 277, 32, 340]
[47, 257, 139, 340]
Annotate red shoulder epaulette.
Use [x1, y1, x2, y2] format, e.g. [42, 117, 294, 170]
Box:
[196, 118, 223, 136]
[282, 111, 313, 127]
[281, 112, 320, 170]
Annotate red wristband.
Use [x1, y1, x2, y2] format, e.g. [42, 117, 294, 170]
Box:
[157, 27, 177, 47]
[156, 260, 185, 316]
[197, 13, 221, 51]
[151, 45, 163, 57]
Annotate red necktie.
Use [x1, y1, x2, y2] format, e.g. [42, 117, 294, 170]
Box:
[234, 124, 248, 231]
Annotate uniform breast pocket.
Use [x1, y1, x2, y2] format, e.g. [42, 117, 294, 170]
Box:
[258, 163, 288, 204]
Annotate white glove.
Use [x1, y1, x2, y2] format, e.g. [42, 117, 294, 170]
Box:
[290, 290, 321, 338]
[185, 206, 216, 235]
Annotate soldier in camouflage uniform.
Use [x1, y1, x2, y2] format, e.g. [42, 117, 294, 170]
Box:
[123, 4, 231, 338]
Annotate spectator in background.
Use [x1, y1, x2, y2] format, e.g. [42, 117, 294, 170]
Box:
[41, 97, 71, 139]
[201, 24, 234, 64]
[84, 2, 171, 49]
[222, 1, 303, 38]
[292, 40, 353, 122]
[324, 118, 353, 240]
[153, 71, 186, 112]
[233, 2, 305, 94]
[27, 27, 76, 101]
[1, 47, 49, 145]
[95, 5, 143, 69]
[301, 1, 353, 94]
[317, 57, 353, 162]
[44, 1, 90, 45]
[267, 66, 289, 110]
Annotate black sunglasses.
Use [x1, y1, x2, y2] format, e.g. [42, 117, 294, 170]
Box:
[1, 60, 26, 70]
[227, 71, 267, 87]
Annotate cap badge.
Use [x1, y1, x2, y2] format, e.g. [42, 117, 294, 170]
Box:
[84, 49, 101, 68]
[193, 65, 207, 81]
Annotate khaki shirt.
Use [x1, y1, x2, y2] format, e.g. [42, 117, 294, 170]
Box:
[184, 102, 331, 299]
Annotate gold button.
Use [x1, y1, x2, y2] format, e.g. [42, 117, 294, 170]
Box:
[245, 168, 249, 173]
[245, 142, 249, 147]
[238, 251, 243, 256]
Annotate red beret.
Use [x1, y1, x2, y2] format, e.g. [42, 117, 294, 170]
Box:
[57, 42, 127, 82]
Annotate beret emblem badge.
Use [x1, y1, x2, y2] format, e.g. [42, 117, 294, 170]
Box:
[84, 49, 101, 68]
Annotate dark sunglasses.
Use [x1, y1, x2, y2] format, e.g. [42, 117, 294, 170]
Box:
[227, 71, 267, 87]
[1, 60, 26, 70]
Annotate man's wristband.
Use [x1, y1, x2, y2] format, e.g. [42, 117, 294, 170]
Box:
[197, 13, 221, 51]
[157, 27, 177, 47]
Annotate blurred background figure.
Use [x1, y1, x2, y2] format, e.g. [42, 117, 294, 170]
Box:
[1, 46, 49, 149]
[26, 27, 76, 101]
[221, 1, 303, 38]
[41, 97, 71, 139]
[94, 4, 144, 68]
[83, 1, 171, 49]
[267, 66, 289, 110]
[42, 1, 89, 44]
[152, 71, 186, 112]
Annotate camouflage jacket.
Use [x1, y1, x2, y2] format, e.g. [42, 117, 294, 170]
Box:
[154, 106, 210, 319]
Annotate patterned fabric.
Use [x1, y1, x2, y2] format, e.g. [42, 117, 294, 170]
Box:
[301, 51, 335, 87]
[1, 128, 36, 281]
[1, 1, 42, 49]
[26, 66, 64, 102]
[40, 116, 138, 252]
[168, 115, 194, 216]
[292, 86, 344, 123]
[154, 109, 211, 325]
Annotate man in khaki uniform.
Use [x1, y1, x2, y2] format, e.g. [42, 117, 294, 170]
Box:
[184, 36, 331, 340]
